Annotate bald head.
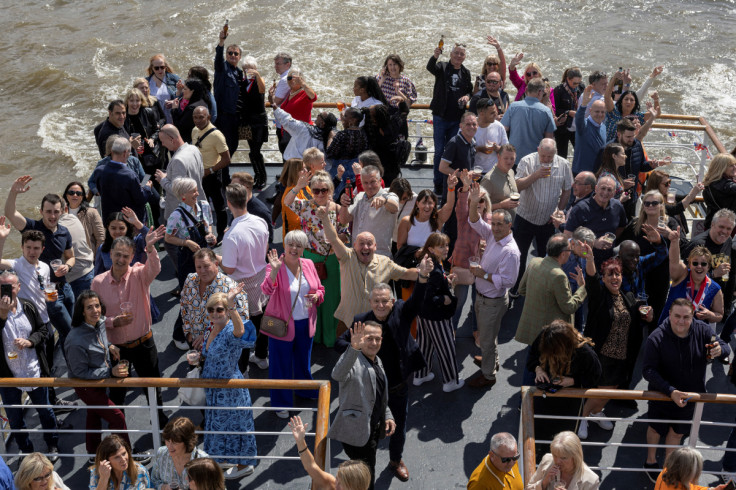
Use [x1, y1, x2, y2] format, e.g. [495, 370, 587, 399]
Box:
[193, 105, 211, 130]
[590, 99, 606, 125]
[160, 124, 184, 151]
[353, 232, 377, 264]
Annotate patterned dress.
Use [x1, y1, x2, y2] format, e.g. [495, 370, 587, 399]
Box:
[88, 463, 150, 489]
[202, 320, 257, 466]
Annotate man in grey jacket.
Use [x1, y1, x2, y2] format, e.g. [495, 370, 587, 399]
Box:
[328, 321, 396, 490]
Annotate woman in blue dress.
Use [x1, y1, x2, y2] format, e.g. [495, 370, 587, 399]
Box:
[659, 226, 724, 325]
[201, 285, 257, 480]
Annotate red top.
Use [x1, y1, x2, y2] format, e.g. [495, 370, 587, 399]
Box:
[280, 90, 316, 125]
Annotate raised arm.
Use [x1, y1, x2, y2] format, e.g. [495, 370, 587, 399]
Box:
[486, 35, 507, 82]
[284, 169, 310, 208]
[289, 416, 336, 487]
[604, 72, 619, 113]
[4, 176, 32, 231]
[437, 172, 458, 225]
[316, 206, 349, 261]
[668, 226, 688, 283]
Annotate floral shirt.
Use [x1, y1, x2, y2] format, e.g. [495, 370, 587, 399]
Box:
[180, 271, 249, 338]
[165, 201, 212, 240]
[89, 463, 150, 489]
[288, 198, 350, 255]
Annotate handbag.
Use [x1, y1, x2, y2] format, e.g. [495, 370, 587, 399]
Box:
[180, 366, 206, 406]
[261, 269, 302, 338]
[314, 261, 328, 280]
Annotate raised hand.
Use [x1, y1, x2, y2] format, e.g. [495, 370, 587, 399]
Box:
[289, 415, 308, 445]
[486, 35, 501, 48]
[469, 182, 482, 203]
[641, 223, 662, 244]
[267, 249, 283, 271]
[459, 169, 472, 189]
[350, 321, 367, 351]
[0, 216, 10, 240]
[510, 52, 524, 67]
[651, 65, 664, 78]
[122, 206, 143, 230]
[447, 170, 459, 190]
[315, 206, 329, 221]
[418, 254, 434, 276]
[668, 225, 681, 242]
[146, 225, 166, 248]
[10, 176, 32, 195]
[227, 281, 245, 306]
[570, 265, 585, 287]
[296, 168, 310, 189]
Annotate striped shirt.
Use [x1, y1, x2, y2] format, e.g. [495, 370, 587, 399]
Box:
[515, 153, 573, 225]
[334, 249, 406, 326]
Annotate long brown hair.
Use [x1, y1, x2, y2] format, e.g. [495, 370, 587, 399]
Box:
[418, 232, 449, 266]
[538, 320, 593, 378]
[94, 435, 137, 488]
[409, 189, 440, 231]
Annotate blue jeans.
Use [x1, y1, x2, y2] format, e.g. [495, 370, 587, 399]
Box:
[432, 115, 459, 189]
[387, 382, 409, 463]
[0, 386, 58, 451]
[268, 319, 318, 408]
[69, 269, 94, 299]
[724, 416, 736, 472]
[46, 282, 74, 343]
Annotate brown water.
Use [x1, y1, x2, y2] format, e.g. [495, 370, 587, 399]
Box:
[3, 0, 736, 235]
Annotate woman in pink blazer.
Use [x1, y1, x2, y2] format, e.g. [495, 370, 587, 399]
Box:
[261, 230, 325, 418]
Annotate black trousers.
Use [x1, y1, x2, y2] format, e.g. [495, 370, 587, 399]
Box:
[110, 335, 168, 429]
[238, 314, 268, 372]
[202, 171, 227, 240]
[342, 422, 382, 490]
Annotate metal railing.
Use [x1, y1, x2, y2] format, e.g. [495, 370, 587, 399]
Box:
[519, 387, 736, 483]
[0, 377, 331, 477]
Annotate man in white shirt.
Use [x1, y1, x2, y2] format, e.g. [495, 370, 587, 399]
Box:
[221, 183, 270, 370]
[271, 52, 292, 155]
[473, 99, 508, 172]
[339, 166, 400, 257]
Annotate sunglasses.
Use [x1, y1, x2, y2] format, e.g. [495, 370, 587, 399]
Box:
[486, 79, 500, 84]
[312, 188, 330, 195]
[526, 71, 539, 77]
[493, 451, 521, 463]
[153, 66, 166, 71]
[207, 306, 226, 313]
[67, 190, 84, 197]
[33, 472, 52, 482]
[663, 181, 672, 186]
[227, 51, 240, 56]
[287, 75, 293, 81]
[691, 261, 709, 267]
[486, 61, 499, 66]
[642, 201, 660, 207]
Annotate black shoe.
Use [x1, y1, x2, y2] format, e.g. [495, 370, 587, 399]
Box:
[133, 449, 152, 466]
[88, 456, 96, 465]
[53, 399, 78, 415]
[643, 462, 660, 483]
[48, 446, 59, 464]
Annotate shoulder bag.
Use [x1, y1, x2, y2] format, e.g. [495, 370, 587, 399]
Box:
[261, 268, 302, 338]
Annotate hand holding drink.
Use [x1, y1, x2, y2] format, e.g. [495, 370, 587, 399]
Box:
[44, 283, 58, 302]
[186, 350, 201, 365]
[115, 359, 129, 377]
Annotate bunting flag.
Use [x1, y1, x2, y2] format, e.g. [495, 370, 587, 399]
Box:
[667, 131, 677, 137]
[694, 142, 712, 158]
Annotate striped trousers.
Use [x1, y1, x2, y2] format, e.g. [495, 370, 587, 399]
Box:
[414, 316, 459, 384]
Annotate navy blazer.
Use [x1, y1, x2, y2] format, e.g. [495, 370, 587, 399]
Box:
[335, 280, 427, 385]
[94, 160, 147, 221]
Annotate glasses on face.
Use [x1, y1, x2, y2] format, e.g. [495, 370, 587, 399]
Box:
[486, 79, 500, 85]
[526, 70, 539, 77]
[33, 472, 52, 482]
[493, 451, 521, 463]
[311, 188, 330, 195]
[486, 61, 499, 66]
[67, 190, 84, 197]
[287, 76, 293, 81]
[642, 201, 660, 207]
[227, 51, 240, 56]
[153, 65, 165, 71]
[691, 261, 709, 267]
[207, 306, 226, 313]
[663, 180, 672, 187]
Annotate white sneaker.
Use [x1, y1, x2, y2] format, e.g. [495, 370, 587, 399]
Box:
[577, 419, 589, 440]
[412, 372, 435, 386]
[250, 354, 269, 370]
[721, 471, 736, 484]
[224, 464, 254, 479]
[174, 340, 189, 351]
[275, 410, 289, 419]
[442, 379, 464, 393]
[590, 411, 614, 430]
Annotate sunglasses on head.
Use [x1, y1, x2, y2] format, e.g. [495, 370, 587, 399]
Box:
[227, 51, 240, 56]
[311, 188, 330, 195]
[691, 261, 709, 267]
[526, 70, 539, 77]
[454, 43, 467, 48]
[67, 190, 84, 197]
[153, 66, 165, 71]
[642, 201, 660, 207]
[493, 451, 521, 463]
[207, 306, 226, 313]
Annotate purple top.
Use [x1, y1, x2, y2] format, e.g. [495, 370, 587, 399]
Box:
[468, 218, 521, 298]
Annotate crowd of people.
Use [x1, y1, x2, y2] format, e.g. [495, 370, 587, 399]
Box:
[0, 27, 735, 490]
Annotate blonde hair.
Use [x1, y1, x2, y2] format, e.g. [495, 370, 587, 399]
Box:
[550, 431, 585, 479]
[310, 170, 334, 193]
[662, 447, 703, 488]
[124, 88, 145, 109]
[15, 453, 53, 490]
[336, 460, 371, 490]
[703, 153, 736, 186]
[634, 190, 666, 235]
[206, 292, 228, 310]
[523, 62, 543, 80]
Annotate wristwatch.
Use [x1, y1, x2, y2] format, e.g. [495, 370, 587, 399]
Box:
[483, 273, 490, 281]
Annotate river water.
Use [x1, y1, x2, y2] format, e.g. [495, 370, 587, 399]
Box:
[3, 0, 736, 221]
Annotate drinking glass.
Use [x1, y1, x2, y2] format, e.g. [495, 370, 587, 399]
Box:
[469, 256, 480, 268]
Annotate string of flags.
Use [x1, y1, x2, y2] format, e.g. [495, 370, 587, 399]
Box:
[664, 132, 711, 158]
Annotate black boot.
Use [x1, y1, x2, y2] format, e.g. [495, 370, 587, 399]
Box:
[250, 151, 267, 189]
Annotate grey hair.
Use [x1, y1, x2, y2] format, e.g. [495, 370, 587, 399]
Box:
[490, 432, 517, 452]
[310, 170, 334, 193]
[526, 77, 546, 94]
[597, 175, 616, 187]
[0, 270, 19, 283]
[172, 178, 198, 201]
[284, 230, 309, 248]
[289, 67, 302, 79]
[241, 55, 257, 69]
[370, 282, 395, 300]
[274, 52, 292, 65]
[538, 138, 557, 152]
[492, 209, 513, 224]
[572, 226, 596, 245]
[361, 165, 381, 179]
[713, 208, 736, 226]
[111, 137, 130, 155]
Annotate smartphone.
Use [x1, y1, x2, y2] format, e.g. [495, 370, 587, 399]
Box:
[724, 480, 735, 490]
[0, 284, 11, 299]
